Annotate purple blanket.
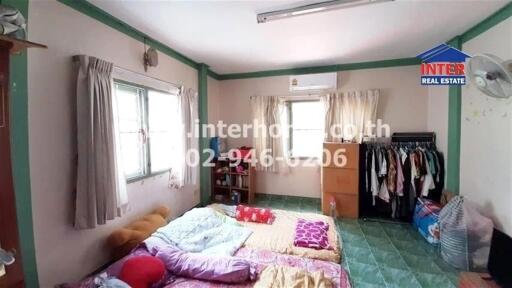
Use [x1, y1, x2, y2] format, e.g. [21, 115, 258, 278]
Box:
[153, 245, 257, 283]
[294, 219, 332, 250]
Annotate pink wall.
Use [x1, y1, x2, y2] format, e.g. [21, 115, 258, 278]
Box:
[27, 2, 199, 286]
[217, 66, 429, 198]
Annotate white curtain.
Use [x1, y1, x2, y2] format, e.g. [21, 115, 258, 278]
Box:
[322, 89, 379, 143]
[169, 88, 198, 188]
[112, 80, 129, 214]
[75, 55, 128, 229]
[251, 96, 290, 173]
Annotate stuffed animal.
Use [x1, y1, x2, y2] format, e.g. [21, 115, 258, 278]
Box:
[119, 256, 166, 288]
[107, 206, 170, 260]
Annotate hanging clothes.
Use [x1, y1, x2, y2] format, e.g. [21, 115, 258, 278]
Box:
[360, 141, 444, 221]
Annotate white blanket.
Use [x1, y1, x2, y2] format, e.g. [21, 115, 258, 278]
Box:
[144, 207, 252, 256]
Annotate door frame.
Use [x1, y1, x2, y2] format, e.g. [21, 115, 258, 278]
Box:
[0, 40, 25, 287]
[0, 0, 39, 285]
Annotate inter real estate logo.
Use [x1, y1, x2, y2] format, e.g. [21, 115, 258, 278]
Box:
[417, 44, 471, 85]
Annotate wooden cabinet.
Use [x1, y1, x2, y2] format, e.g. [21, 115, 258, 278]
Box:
[321, 143, 359, 218]
[322, 168, 358, 195]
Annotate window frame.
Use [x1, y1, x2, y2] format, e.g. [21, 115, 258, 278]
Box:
[286, 99, 323, 160]
[114, 79, 176, 183]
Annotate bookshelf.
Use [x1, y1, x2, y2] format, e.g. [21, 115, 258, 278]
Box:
[211, 157, 254, 204]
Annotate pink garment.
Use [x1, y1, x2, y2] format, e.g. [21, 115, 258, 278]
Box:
[395, 150, 405, 196]
[378, 179, 390, 203]
[293, 219, 332, 250]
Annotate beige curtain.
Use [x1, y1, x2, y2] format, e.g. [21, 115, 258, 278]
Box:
[170, 87, 198, 188]
[252, 96, 289, 173]
[322, 89, 379, 143]
[75, 55, 127, 229]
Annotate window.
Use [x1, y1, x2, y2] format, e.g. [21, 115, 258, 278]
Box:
[114, 81, 180, 181]
[116, 83, 146, 179]
[287, 100, 324, 158]
[148, 89, 181, 172]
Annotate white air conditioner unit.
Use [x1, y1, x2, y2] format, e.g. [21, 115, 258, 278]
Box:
[289, 72, 337, 91]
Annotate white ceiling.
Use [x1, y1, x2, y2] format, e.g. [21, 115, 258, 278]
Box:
[89, 0, 508, 74]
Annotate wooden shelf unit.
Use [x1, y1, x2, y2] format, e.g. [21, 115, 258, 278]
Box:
[211, 158, 254, 204]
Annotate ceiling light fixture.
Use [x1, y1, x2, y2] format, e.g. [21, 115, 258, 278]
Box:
[257, 0, 394, 23]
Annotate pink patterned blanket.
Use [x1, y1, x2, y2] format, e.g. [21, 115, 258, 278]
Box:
[62, 247, 351, 288]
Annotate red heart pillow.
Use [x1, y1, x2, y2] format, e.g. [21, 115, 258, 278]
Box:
[119, 256, 165, 288]
[236, 205, 275, 224]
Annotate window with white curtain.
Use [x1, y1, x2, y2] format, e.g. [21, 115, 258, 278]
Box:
[148, 89, 180, 172]
[287, 100, 324, 158]
[114, 81, 180, 181]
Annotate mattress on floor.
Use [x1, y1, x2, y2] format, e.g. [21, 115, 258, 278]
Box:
[238, 209, 341, 263]
[61, 247, 351, 288]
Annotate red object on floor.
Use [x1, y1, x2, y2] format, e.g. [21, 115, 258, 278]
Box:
[459, 272, 501, 288]
[119, 256, 165, 288]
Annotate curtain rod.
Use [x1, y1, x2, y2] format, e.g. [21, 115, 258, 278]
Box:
[250, 88, 379, 99]
[72, 55, 183, 91]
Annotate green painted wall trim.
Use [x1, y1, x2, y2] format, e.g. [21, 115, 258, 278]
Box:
[446, 36, 462, 194]
[54, 0, 424, 81]
[52, 0, 426, 82]
[207, 69, 221, 81]
[198, 64, 210, 205]
[54, 0, 512, 84]
[218, 57, 421, 80]
[57, 0, 200, 70]
[460, 1, 512, 44]
[3, 0, 39, 285]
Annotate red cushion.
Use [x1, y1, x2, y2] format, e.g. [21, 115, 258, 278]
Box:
[119, 256, 165, 288]
[236, 205, 275, 224]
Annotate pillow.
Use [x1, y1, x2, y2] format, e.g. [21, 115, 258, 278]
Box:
[154, 245, 257, 283]
[107, 206, 170, 260]
[235, 205, 275, 224]
[119, 256, 166, 288]
[293, 219, 332, 250]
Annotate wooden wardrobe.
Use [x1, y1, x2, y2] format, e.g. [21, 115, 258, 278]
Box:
[321, 142, 359, 218]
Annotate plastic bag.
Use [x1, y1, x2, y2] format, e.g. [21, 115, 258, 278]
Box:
[0, 5, 26, 39]
[413, 198, 441, 244]
[439, 196, 493, 271]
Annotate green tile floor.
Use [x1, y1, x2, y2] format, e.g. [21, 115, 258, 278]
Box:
[252, 194, 461, 288]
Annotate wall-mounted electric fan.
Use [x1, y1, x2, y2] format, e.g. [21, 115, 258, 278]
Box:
[468, 54, 512, 99]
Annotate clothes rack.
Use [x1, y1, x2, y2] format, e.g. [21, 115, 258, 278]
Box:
[359, 132, 444, 223]
[391, 132, 436, 144]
